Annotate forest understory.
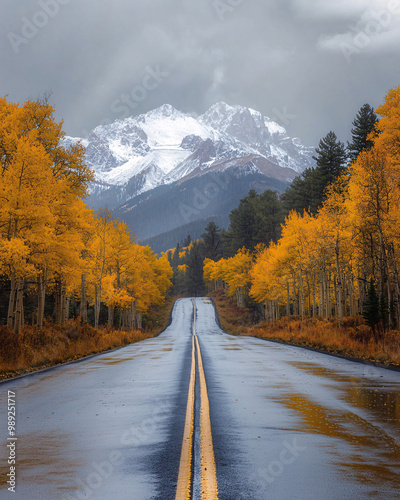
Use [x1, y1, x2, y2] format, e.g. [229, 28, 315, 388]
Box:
[210, 290, 400, 368]
[0, 297, 175, 381]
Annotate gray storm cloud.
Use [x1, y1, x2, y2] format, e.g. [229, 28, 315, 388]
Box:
[0, 0, 399, 145]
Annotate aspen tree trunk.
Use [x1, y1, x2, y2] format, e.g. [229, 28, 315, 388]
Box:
[136, 312, 142, 330]
[382, 247, 392, 328]
[313, 277, 317, 318]
[323, 273, 329, 319]
[54, 281, 61, 324]
[333, 280, 338, 319]
[387, 283, 393, 329]
[237, 288, 246, 308]
[388, 244, 400, 327]
[299, 270, 304, 320]
[352, 275, 357, 317]
[319, 274, 324, 318]
[54, 280, 67, 324]
[349, 275, 354, 317]
[14, 279, 24, 335]
[94, 285, 101, 328]
[335, 240, 343, 325]
[130, 301, 137, 330]
[80, 275, 88, 323]
[58, 282, 68, 325]
[292, 279, 298, 316]
[286, 280, 290, 317]
[64, 296, 70, 323]
[343, 272, 348, 317]
[37, 272, 46, 330]
[108, 306, 114, 327]
[61, 285, 66, 324]
[306, 276, 311, 317]
[327, 275, 332, 319]
[121, 309, 127, 329]
[7, 272, 16, 331]
[358, 278, 365, 316]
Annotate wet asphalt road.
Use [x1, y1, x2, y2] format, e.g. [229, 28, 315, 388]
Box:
[1, 297, 400, 499]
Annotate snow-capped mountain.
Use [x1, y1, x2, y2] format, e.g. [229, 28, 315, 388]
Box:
[66, 102, 316, 251]
[69, 102, 314, 206]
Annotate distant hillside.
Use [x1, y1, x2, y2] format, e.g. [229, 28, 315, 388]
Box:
[116, 171, 289, 252]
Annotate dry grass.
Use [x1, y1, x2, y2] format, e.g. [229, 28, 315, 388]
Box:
[210, 291, 400, 367]
[0, 298, 175, 380]
[210, 289, 252, 335]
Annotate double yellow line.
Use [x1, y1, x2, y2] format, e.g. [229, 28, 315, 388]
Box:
[175, 300, 219, 500]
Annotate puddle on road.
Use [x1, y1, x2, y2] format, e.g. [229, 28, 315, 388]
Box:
[276, 392, 400, 491]
[97, 357, 134, 365]
[285, 361, 356, 384]
[0, 431, 80, 488]
[285, 360, 400, 430]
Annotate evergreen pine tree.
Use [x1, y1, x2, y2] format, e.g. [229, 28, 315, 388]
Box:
[201, 221, 221, 261]
[284, 132, 347, 215]
[313, 131, 347, 188]
[171, 242, 181, 294]
[182, 234, 192, 247]
[347, 104, 378, 163]
[379, 293, 389, 332]
[282, 167, 319, 214]
[363, 279, 381, 335]
[225, 189, 284, 253]
[186, 241, 206, 296]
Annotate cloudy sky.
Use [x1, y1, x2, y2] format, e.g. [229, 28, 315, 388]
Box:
[1, 0, 400, 145]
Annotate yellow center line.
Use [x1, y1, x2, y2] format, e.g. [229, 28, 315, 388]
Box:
[195, 334, 219, 499]
[175, 334, 196, 500]
[175, 299, 219, 500]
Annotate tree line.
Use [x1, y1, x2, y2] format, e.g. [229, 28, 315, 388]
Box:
[203, 87, 400, 337]
[0, 96, 172, 334]
[168, 103, 376, 296]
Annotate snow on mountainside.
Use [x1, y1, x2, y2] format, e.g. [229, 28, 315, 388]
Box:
[66, 102, 315, 202]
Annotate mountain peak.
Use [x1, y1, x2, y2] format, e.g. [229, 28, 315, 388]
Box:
[80, 101, 315, 197]
[199, 101, 247, 123]
[145, 103, 182, 119]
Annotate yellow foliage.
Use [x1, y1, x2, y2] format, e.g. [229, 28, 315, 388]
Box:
[0, 96, 173, 331]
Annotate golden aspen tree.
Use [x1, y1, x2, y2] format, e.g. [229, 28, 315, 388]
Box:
[373, 85, 400, 163]
[319, 177, 352, 323]
[347, 146, 400, 326]
[210, 249, 253, 307]
[0, 131, 56, 333]
[85, 209, 116, 328]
